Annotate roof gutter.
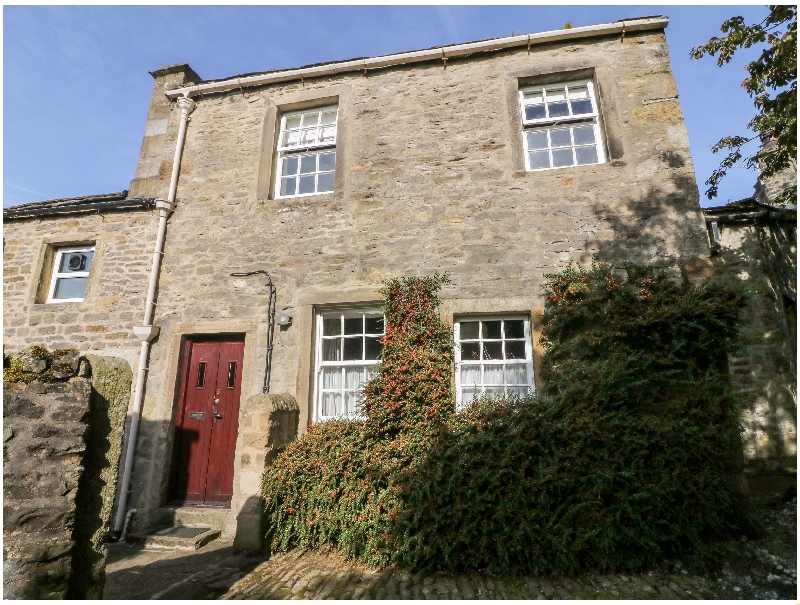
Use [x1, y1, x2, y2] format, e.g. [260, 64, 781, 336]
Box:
[165, 17, 669, 100]
[3, 198, 156, 220]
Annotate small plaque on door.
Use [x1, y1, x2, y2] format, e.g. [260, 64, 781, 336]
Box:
[189, 412, 205, 420]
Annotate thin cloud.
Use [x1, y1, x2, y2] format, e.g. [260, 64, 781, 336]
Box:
[436, 6, 460, 45]
[5, 182, 52, 200]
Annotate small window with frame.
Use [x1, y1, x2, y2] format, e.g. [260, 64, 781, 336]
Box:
[46, 246, 95, 303]
[454, 315, 534, 409]
[313, 308, 385, 422]
[276, 106, 338, 199]
[519, 79, 606, 171]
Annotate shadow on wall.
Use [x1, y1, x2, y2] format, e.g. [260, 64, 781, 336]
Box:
[68, 356, 132, 598]
[580, 167, 709, 270]
[708, 221, 797, 480]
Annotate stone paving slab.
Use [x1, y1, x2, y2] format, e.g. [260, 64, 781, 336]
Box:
[103, 539, 267, 600]
[100, 502, 796, 600]
[220, 549, 714, 600]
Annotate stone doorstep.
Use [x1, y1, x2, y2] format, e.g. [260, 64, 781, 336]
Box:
[126, 526, 221, 551]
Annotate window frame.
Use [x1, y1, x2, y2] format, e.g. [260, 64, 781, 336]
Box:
[454, 314, 535, 409]
[46, 245, 95, 304]
[275, 105, 339, 200]
[313, 307, 385, 423]
[519, 79, 606, 172]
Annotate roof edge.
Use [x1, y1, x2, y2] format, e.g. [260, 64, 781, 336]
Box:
[4, 192, 158, 221]
[166, 16, 668, 100]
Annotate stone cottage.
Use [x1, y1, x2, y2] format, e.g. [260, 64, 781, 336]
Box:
[5, 16, 739, 548]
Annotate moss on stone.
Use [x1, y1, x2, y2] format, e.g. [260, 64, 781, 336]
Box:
[67, 355, 132, 599]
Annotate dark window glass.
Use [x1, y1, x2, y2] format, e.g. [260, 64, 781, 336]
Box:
[323, 317, 341, 336]
[196, 362, 206, 388]
[483, 342, 503, 360]
[280, 177, 296, 196]
[282, 156, 299, 176]
[529, 151, 550, 169]
[504, 320, 525, 339]
[298, 175, 316, 194]
[525, 104, 546, 120]
[365, 337, 383, 360]
[483, 321, 502, 339]
[344, 317, 362, 335]
[550, 129, 572, 148]
[460, 341, 480, 361]
[53, 277, 88, 300]
[227, 361, 237, 388]
[547, 101, 570, 118]
[460, 321, 480, 340]
[317, 172, 334, 192]
[552, 149, 574, 167]
[322, 339, 340, 361]
[575, 146, 599, 165]
[570, 98, 593, 115]
[365, 316, 384, 334]
[319, 152, 336, 171]
[300, 155, 317, 174]
[505, 341, 527, 360]
[343, 337, 363, 361]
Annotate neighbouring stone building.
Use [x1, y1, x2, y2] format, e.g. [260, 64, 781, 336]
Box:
[702, 162, 797, 497]
[4, 15, 792, 555]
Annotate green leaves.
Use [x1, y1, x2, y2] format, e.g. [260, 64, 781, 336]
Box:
[262, 265, 751, 576]
[691, 6, 797, 206]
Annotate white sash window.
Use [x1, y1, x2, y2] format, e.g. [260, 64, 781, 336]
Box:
[520, 80, 606, 171]
[47, 246, 95, 303]
[454, 316, 534, 409]
[276, 106, 338, 198]
[314, 309, 385, 422]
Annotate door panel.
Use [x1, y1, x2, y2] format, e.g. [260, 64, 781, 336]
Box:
[204, 342, 244, 503]
[171, 338, 244, 505]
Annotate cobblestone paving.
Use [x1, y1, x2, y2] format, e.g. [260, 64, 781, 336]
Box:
[221, 502, 796, 601]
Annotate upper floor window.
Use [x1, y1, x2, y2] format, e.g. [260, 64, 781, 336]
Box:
[276, 106, 338, 198]
[519, 80, 605, 171]
[454, 316, 534, 409]
[314, 308, 384, 422]
[47, 246, 95, 303]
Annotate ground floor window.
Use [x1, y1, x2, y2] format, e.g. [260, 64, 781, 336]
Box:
[314, 308, 385, 421]
[454, 315, 534, 409]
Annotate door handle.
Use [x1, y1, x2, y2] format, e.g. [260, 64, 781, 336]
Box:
[213, 409, 222, 423]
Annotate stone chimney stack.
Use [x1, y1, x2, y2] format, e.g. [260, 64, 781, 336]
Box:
[127, 64, 202, 199]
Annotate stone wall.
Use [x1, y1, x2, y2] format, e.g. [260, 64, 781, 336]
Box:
[2, 347, 132, 599]
[708, 218, 796, 480]
[3, 208, 157, 368]
[3, 348, 91, 599]
[118, 27, 713, 528]
[232, 393, 299, 552]
[67, 355, 133, 598]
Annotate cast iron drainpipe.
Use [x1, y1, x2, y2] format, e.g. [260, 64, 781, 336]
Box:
[111, 95, 196, 540]
[230, 270, 277, 393]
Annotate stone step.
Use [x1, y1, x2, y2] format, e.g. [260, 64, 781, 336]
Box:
[151, 505, 232, 533]
[127, 525, 221, 551]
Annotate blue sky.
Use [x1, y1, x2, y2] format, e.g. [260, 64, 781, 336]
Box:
[4, 5, 770, 208]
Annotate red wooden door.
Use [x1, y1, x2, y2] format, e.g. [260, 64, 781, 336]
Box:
[171, 338, 244, 505]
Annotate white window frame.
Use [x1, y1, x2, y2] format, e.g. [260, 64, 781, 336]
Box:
[46, 246, 95, 303]
[519, 79, 606, 172]
[313, 308, 385, 423]
[454, 315, 535, 409]
[275, 105, 338, 199]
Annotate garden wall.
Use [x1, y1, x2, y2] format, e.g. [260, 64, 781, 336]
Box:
[2, 348, 131, 599]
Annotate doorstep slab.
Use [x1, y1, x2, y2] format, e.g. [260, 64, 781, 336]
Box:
[126, 526, 221, 551]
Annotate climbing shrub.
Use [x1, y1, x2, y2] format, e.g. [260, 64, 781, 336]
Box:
[391, 261, 752, 574]
[263, 263, 752, 575]
[261, 274, 454, 566]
